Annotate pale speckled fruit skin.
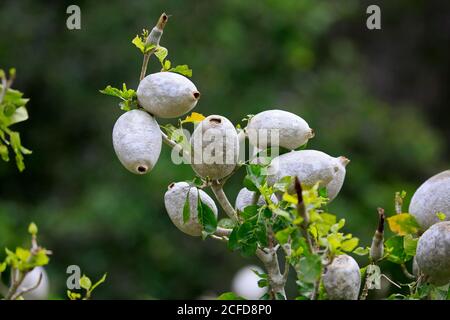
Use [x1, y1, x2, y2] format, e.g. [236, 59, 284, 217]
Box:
[267, 150, 340, 194]
[415, 221, 450, 286]
[323, 254, 361, 300]
[326, 157, 348, 201]
[409, 170, 450, 230]
[247, 109, 314, 150]
[137, 72, 199, 118]
[17, 267, 49, 300]
[112, 110, 162, 174]
[164, 182, 218, 236]
[191, 115, 239, 180]
[235, 188, 278, 212]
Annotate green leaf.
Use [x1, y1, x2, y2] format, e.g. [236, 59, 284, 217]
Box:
[243, 176, 258, 192]
[353, 247, 370, 256]
[385, 236, 411, 264]
[131, 35, 156, 54]
[197, 193, 217, 235]
[182, 189, 191, 223]
[217, 292, 245, 300]
[296, 254, 322, 284]
[341, 237, 359, 252]
[227, 227, 239, 251]
[0, 262, 7, 273]
[67, 290, 81, 300]
[154, 46, 168, 64]
[90, 273, 107, 292]
[0, 144, 9, 162]
[241, 205, 259, 220]
[28, 222, 38, 235]
[169, 65, 193, 77]
[275, 227, 295, 245]
[163, 59, 172, 70]
[403, 234, 418, 256]
[31, 249, 50, 267]
[16, 247, 30, 261]
[387, 213, 421, 236]
[79, 275, 92, 290]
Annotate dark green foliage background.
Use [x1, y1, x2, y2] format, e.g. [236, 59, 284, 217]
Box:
[0, 0, 449, 298]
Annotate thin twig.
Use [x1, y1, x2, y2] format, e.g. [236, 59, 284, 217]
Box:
[294, 177, 313, 253]
[11, 272, 43, 300]
[210, 181, 239, 222]
[400, 263, 416, 280]
[139, 13, 169, 81]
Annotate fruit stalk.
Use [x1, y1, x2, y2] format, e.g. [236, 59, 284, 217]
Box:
[140, 13, 169, 81]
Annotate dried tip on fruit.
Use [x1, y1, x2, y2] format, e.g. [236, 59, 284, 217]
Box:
[409, 170, 450, 230]
[112, 110, 162, 175]
[191, 115, 239, 180]
[157, 12, 169, 29]
[164, 182, 218, 236]
[246, 109, 314, 150]
[415, 221, 450, 286]
[137, 72, 199, 118]
[338, 156, 350, 167]
[323, 254, 361, 300]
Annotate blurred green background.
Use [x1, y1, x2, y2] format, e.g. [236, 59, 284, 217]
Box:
[0, 0, 449, 299]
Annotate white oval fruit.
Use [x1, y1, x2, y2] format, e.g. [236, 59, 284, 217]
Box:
[267, 150, 346, 198]
[17, 267, 49, 300]
[164, 182, 218, 236]
[231, 265, 267, 300]
[246, 109, 314, 150]
[415, 221, 450, 286]
[323, 254, 361, 300]
[137, 72, 200, 118]
[409, 170, 450, 230]
[191, 115, 239, 180]
[112, 109, 162, 174]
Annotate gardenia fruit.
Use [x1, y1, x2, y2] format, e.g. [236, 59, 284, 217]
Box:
[231, 265, 267, 300]
[415, 221, 450, 286]
[323, 254, 361, 300]
[17, 267, 49, 300]
[137, 72, 200, 118]
[164, 182, 218, 236]
[191, 115, 239, 180]
[246, 109, 314, 150]
[409, 170, 450, 230]
[112, 109, 162, 174]
[267, 150, 347, 200]
[235, 187, 278, 212]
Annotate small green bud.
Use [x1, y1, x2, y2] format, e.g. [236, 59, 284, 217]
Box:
[28, 222, 38, 235]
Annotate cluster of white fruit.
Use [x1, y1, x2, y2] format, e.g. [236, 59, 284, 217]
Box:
[409, 170, 450, 286]
[111, 54, 449, 299]
[113, 72, 200, 174]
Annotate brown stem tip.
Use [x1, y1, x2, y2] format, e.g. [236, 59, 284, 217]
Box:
[157, 13, 169, 29]
[377, 207, 385, 233]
